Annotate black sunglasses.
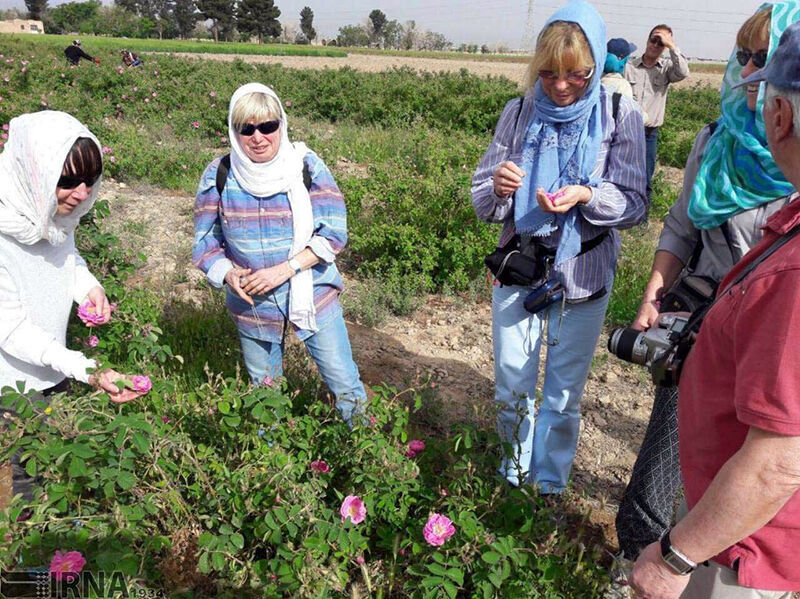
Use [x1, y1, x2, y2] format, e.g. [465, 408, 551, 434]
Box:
[238, 120, 280, 136]
[648, 36, 664, 47]
[736, 49, 768, 69]
[57, 172, 101, 189]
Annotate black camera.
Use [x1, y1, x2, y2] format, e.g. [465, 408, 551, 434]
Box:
[607, 314, 690, 386]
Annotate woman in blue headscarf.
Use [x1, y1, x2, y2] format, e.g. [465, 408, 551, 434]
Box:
[616, 1, 800, 565]
[471, 0, 646, 495]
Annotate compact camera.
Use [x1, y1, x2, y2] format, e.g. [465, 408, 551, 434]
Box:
[607, 314, 691, 386]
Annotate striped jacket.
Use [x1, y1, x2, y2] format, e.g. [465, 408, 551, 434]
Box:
[192, 150, 346, 342]
[471, 88, 648, 300]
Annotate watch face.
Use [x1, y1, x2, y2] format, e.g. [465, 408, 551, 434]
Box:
[662, 551, 693, 575]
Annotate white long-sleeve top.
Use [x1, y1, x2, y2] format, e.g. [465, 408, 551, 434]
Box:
[0, 231, 99, 392]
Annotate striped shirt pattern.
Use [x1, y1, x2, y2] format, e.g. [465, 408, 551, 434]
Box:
[471, 88, 647, 299]
[193, 150, 346, 342]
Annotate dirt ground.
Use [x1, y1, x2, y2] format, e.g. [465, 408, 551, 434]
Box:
[170, 51, 724, 90]
[99, 179, 656, 551]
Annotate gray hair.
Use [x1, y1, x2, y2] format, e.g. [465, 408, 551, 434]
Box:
[764, 83, 800, 139]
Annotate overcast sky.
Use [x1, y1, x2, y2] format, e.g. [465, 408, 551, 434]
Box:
[0, 0, 766, 59]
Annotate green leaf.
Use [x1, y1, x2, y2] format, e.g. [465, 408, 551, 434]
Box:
[211, 551, 225, 571]
[445, 568, 464, 586]
[442, 581, 457, 599]
[218, 401, 230, 415]
[67, 457, 87, 478]
[481, 551, 502, 565]
[426, 563, 448, 577]
[230, 533, 244, 550]
[25, 459, 37, 477]
[116, 471, 137, 491]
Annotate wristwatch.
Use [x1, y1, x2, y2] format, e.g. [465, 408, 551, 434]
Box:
[287, 257, 302, 275]
[660, 529, 698, 575]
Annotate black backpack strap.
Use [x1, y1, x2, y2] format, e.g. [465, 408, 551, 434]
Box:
[216, 154, 230, 196]
[612, 92, 622, 122]
[216, 153, 311, 195]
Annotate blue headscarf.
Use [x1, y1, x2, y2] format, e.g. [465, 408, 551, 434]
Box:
[604, 53, 627, 75]
[514, 0, 607, 266]
[687, 1, 799, 229]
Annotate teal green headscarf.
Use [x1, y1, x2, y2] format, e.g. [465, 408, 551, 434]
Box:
[687, 1, 800, 230]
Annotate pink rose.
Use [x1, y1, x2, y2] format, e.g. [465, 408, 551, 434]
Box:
[101, 146, 113, 155]
[356, 555, 365, 565]
[423, 513, 455, 547]
[152, 92, 157, 98]
[77, 301, 106, 325]
[131, 375, 152, 393]
[109, 156, 117, 164]
[209, 91, 217, 98]
[2, 124, 8, 130]
[191, 121, 200, 129]
[310, 460, 330, 474]
[340, 495, 366, 524]
[285, 100, 292, 107]
[405, 439, 425, 458]
[87, 335, 99, 348]
[262, 375, 274, 387]
[49, 550, 86, 581]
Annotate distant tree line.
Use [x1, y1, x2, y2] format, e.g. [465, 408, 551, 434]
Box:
[333, 10, 451, 51]
[1, 3, 468, 51]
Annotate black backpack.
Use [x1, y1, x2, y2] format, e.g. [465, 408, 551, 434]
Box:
[215, 153, 312, 196]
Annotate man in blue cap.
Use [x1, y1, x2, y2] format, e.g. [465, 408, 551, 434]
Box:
[630, 21, 800, 599]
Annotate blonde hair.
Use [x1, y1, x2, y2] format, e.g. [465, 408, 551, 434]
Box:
[231, 92, 281, 130]
[737, 7, 771, 50]
[525, 21, 595, 89]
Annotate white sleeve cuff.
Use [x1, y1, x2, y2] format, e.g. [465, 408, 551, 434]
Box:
[40, 343, 96, 384]
[207, 258, 234, 288]
[73, 262, 102, 304]
[307, 236, 337, 264]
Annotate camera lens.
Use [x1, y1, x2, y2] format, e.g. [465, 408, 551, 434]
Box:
[607, 327, 643, 363]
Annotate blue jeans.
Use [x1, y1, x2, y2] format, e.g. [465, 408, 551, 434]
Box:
[238, 311, 367, 424]
[645, 127, 659, 202]
[492, 283, 611, 493]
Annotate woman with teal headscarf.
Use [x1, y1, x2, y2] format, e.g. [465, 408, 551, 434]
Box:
[616, 1, 800, 565]
[471, 0, 646, 495]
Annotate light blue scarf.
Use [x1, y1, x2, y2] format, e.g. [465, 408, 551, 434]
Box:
[604, 53, 628, 75]
[514, 0, 607, 266]
[687, 1, 799, 229]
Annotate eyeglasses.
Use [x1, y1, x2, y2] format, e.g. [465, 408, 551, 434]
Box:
[538, 67, 594, 85]
[238, 120, 280, 136]
[57, 172, 101, 189]
[648, 37, 664, 47]
[736, 49, 768, 69]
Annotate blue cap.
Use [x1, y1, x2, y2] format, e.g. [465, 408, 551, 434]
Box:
[607, 38, 637, 59]
[737, 21, 800, 91]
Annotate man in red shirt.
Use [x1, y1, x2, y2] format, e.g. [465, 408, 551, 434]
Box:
[630, 21, 800, 599]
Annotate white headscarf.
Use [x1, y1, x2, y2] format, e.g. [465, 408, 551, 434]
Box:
[228, 83, 318, 332]
[0, 111, 102, 246]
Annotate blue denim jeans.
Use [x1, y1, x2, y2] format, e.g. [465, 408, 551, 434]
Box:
[492, 283, 611, 493]
[238, 311, 367, 424]
[645, 127, 659, 201]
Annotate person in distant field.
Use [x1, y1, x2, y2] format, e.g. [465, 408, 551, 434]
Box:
[601, 37, 637, 101]
[64, 40, 99, 66]
[120, 49, 142, 67]
[630, 20, 800, 599]
[625, 25, 689, 200]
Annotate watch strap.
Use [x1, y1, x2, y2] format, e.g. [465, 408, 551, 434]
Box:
[288, 257, 302, 275]
[660, 530, 697, 575]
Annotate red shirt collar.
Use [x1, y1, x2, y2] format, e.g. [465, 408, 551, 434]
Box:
[764, 191, 800, 235]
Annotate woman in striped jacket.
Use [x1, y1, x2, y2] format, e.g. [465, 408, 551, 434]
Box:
[193, 83, 367, 424]
[471, 0, 646, 495]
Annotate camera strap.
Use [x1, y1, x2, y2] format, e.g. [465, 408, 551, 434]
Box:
[675, 221, 800, 345]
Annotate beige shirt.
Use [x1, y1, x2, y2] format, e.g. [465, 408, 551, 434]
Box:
[625, 48, 690, 128]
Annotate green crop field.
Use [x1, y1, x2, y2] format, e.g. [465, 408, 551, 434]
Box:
[0, 34, 719, 597]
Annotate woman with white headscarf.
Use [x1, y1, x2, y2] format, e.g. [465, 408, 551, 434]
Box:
[0, 111, 139, 500]
[193, 83, 367, 424]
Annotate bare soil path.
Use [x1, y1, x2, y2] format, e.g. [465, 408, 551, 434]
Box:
[170, 51, 723, 90]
